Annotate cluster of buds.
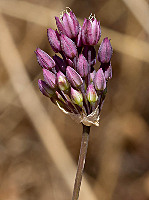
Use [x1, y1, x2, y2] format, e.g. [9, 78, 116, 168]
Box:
[35, 9, 113, 126]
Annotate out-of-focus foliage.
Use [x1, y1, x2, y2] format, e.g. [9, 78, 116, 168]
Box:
[0, 0, 149, 200]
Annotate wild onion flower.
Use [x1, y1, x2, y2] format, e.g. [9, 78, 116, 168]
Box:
[35, 8, 113, 200]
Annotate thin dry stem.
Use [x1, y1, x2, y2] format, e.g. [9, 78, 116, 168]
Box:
[72, 125, 90, 200]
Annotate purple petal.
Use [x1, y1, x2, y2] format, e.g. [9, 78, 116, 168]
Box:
[57, 71, 69, 91]
[60, 34, 77, 59]
[93, 68, 106, 90]
[35, 48, 55, 70]
[38, 79, 54, 97]
[98, 37, 113, 63]
[43, 69, 57, 89]
[77, 54, 89, 77]
[47, 28, 61, 53]
[66, 66, 83, 88]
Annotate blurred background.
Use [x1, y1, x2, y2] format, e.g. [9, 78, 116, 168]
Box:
[0, 0, 149, 199]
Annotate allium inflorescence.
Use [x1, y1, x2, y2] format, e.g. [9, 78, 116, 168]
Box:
[35, 9, 113, 126]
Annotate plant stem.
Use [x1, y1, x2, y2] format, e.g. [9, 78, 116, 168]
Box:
[72, 124, 90, 200]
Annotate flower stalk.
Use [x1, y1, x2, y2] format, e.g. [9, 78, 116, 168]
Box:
[72, 124, 90, 200]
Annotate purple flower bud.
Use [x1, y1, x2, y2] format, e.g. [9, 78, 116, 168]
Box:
[94, 68, 106, 90]
[53, 54, 66, 73]
[71, 87, 83, 107]
[60, 34, 77, 59]
[57, 71, 70, 91]
[66, 66, 83, 88]
[98, 37, 113, 63]
[47, 29, 61, 53]
[55, 11, 79, 39]
[86, 84, 98, 103]
[105, 63, 112, 80]
[82, 17, 101, 46]
[90, 70, 96, 82]
[43, 69, 57, 89]
[77, 54, 89, 77]
[35, 48, 55, 70]
[38, 79, 55, 97]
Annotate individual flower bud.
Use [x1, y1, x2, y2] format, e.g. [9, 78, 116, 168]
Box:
[71, 87, 83, 107]
[43, 69, 57, 89]
[66, 66, 83, 88]
[55, 11, 80, 39]
[53, 54, 66, 73]
[105, 63, 112, 80]
[90, 70, 96, 82]
[82, 16, 101, 46]
[38, 79, 55, 97]
[47, 29, 61, 53]
[77, 54, 89, 77]
[94, 68, 106, 90]
[35, 48, 55, 70]
[60, 34, 77, 59]
[98, 37, 113, 63]
[57, 71, 70, 91]
[86, 84, 98, 103]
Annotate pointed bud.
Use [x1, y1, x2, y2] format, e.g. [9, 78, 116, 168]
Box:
[43, 69, 57, 89]
[47, 29, 61, 53]
[57, 71, 70, 91]
[90, 70, 96, 82]
[86, 84, 98, 103]
[98, 37, 113, 63]
[105, 63, 112, 80]
[35, 48, 55, 70]
[60, 34, 77, 59]
[94, 68, 106, 90]
[53, 55, 66, 73]
[82, 17, 101, 46]
[71, 87, 83, 107]
[38, 79, 55, 97]
[55, 11, 79, 39]
[66, 66, 83, 88]
[77, 54, 89, 77]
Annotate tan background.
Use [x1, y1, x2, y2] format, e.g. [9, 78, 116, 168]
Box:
[0, 0, 149, 199]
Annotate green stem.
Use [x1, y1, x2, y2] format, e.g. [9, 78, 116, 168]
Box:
[72, 124, 90, 200]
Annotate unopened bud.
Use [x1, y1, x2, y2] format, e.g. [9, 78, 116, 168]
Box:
[60, 34, 77, 59]
[57, 71, 70, 91]
[86, 84, 98, 103]
[94, 68, 106, 90]
[66, 66, 83, 88]
[77, 54, 89, 77]
[47, 29, 61, 53]
[82, 17, 101, 46]
[98, 37, 113, 63]
[71, 87, 83, 107]
[35, 48, 55, 70]
[43, 69, 57, 89]
[38, 79, 55, 97]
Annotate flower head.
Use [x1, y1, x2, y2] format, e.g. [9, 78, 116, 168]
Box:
[35, 9, 113, 126]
